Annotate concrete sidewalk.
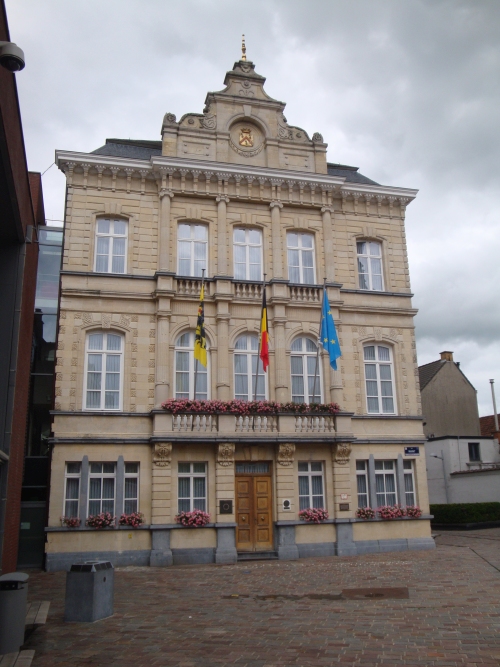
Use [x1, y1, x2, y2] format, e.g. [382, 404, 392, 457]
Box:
[21, 529, 500, 666]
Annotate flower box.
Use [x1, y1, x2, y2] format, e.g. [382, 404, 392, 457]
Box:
[298, 508, 329, 523]
[61, 516, 81, 528]
[175, 509, 211, 527]
[86, 512, 115, 529]
[119, 512, 145, 528]
[161, 398, 340, 416]
[355, 507, 376, 520]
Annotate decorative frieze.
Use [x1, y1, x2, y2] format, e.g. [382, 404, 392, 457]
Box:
[153, 443, 172, 467]
[332, 442, 352, 466]
[278, 443, 295, 466]
[218, 443, 235, 467]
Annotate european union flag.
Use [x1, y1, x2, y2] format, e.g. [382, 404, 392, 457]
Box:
[319, 286, 342, 370]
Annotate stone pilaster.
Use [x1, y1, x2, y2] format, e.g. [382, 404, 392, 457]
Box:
[216, 305, 231, 400]
[216, 195, 230, 275]
[331, 442, 353, 516]
[216, 443, 235, 523]
[269, 201, 283, 278]
[155, 312, 171, 406]
[321, 206, 335, 282]
[158, 186, 174, 272]
[276, 443, 296, 520]
[273, 317, 288, 402]
[151, 443, 172, 524]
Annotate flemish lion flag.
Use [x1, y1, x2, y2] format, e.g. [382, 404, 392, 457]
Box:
[259, 288, 269, 372]
[194, 284, 207, 367]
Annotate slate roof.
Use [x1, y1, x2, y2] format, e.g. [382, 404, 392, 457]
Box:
[92, 139, 162, 160]
[327, 163, 379, 185]
[91, 140, 380, 185]
[479, 414, 500, 436]
[418, 360, 445, 390]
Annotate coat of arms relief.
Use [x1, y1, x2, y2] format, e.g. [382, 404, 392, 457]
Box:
[239, 127, 254, 147]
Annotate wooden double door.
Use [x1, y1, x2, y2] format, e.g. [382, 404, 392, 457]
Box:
[235, 472, 273, 552]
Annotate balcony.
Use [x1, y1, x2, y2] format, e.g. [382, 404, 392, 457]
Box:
[153, 411, 354, 442]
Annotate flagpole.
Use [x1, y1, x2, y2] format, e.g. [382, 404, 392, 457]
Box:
[253, 273, 266, 402]
[312, 278, 326, 403]
[193, 268, 205, 401]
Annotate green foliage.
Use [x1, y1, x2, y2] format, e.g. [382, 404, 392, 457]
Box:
[430, 502, 500, 524]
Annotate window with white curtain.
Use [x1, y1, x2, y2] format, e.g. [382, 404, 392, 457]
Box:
[357, 241, 383, 291]
[234, 335, 266, 401]
[88, 462, 116, 515]
[356, 461, 369, 508]
[233, 228, 262, 281]
[363, 345, 395, 414]
[85, 332, 123, 410]
[287, 232, 315, 284]
[298, 462, 325, 510]
[124, 463, 139, 514]
[95, 218, 128, 274]
[178, 462, 207, 513]
[290, 337, 322, 403]
[403, 460, 416, 506]
[375, 460, 397, 507]
[64, 462, 81, 518]
[174, 331, 209, 400]
[177, 223, 207, 277]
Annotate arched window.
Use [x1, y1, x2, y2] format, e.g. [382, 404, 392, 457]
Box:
[290, 337, 322, 403]
[85, 332, 123, 410]
[177, 223, 208, 277]
[234, 334, 266, 401]
[95, 218, 128, 274]
[287, 232, 315, 284]
[363, 344, 395, 414]
[174, 331, 209, 399]
[233, 228, 263, 281]
[357, 241, 383, 291]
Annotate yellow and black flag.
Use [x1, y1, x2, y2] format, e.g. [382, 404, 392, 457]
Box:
[194, 284, 207, 367]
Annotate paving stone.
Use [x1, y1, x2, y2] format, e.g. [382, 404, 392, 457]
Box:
[19, 529, 500, 666]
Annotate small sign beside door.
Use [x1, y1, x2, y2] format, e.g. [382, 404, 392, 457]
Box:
[282, 499, 291, 511]
[219, 500, 233, 514]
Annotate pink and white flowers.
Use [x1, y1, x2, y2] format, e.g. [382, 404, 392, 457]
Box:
[161, 399, 340, 416]
[175, 509, 211, 527]
[405, 505, 422, 518]
[61, 516, 81, 528]
[119, 512, 145, 528]
[298, 508, 329, 523]
[377, 505, 405, 520]
[86, 512, 115, 529]
[355, 507, 376, 520]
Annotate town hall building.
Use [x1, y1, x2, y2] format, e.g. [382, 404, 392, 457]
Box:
[46, 51, 434, 569]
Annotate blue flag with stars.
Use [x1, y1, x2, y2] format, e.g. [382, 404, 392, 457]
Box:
[320, 286, 342, 370]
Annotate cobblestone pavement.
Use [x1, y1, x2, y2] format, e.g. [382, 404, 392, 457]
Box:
[22, 529, 500, 667]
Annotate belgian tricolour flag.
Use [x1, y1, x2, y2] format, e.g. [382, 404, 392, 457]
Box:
[194, 284, 207, 367]
[259, 288, 269, 372]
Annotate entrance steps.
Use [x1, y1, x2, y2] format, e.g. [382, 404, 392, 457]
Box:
[237, 551, 279, 562]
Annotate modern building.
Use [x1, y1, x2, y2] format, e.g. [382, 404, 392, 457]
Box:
[419, 352, 500, 504]
[46, 54, 434, 570]
[17, 227, 63, 568]
[0, 0, 45, 574]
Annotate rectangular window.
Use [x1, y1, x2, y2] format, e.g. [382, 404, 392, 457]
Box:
[357, 241, 383, 291]
[298, 462, 325, 510]
[287, 232, 315, 284]
[374, 460, 397, 507]
[468, 442, 480, 462]
[364, 345, 395, 414]
[178, 462, 207, 513]
[233, 228, 263, 281]
[64, 462, 81, 518]
[124, 463, 139, 514]
[95, 218, 128, 274]
[356, 461, 369, 508]
[85, 332, 123, 410]
[403, 460, 416, 505]
[88, 462, 116, 516]
[177, 224, 207, 277]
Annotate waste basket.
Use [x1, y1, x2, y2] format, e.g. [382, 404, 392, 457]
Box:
[0, 572, 29, 654]
[64, 561, 114, 622]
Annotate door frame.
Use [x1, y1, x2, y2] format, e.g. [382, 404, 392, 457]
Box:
[235, 461, 273, 552]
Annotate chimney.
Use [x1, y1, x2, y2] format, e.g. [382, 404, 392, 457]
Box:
[440, 351, 454, 362]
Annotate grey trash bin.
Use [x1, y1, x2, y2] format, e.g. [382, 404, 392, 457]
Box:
[64, 561, 114, 622]
[0, 572, 29, 654]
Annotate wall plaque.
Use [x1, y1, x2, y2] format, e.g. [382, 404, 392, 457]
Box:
[219, 500, 233, 514]
[339, 503, 350, 511]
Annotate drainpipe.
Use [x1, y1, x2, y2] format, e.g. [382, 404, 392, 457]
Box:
[490, 380, 499, 431]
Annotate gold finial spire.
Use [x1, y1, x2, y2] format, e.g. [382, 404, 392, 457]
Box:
[241, 34, 247, 61]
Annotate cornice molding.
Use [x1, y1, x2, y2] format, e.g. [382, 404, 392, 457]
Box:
[55, 150, 418, 204]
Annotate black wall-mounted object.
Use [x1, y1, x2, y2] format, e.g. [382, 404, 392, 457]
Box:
[219, 500, 233, 514]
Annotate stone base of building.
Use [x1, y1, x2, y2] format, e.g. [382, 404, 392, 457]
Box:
[45, 520, 435, 571]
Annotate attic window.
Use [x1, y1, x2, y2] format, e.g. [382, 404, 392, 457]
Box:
[468, 442, 480, 462]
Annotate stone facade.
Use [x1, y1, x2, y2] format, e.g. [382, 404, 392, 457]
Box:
[46, 57, 433, 570]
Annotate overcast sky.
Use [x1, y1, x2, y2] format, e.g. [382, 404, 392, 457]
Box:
[6, 0, 500, 417]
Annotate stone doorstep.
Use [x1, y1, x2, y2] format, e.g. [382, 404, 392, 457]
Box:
[0, 651, 35, 667]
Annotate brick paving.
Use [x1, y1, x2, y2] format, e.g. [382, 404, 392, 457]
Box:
[21, 529, 500, 666]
